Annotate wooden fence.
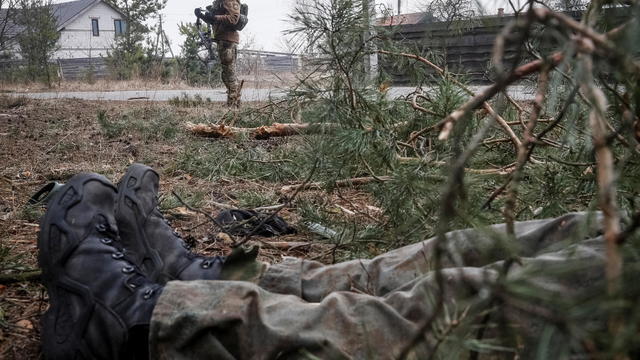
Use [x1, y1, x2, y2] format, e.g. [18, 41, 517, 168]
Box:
[237, 49, 301, 74]
[57, 57, 109, 80]
[382, 9, 630, 85]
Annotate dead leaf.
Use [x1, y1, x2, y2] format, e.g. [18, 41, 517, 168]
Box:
[335, 204, 355, 215]
[216, 232, 234, 245]
[16, 319, 33, 330]
[366, 205, 383, 213]
[166, 207, 197, 220]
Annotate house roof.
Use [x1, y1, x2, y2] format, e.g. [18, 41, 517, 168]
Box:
[53, 0, 124, 30]
[0, 8, 21, 38]
[378, 12, 432, 26]
[0, 0, 124, 37]
[54, 0, 101, 29]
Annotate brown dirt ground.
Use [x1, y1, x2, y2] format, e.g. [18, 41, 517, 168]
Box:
[0, 96, 380, 359]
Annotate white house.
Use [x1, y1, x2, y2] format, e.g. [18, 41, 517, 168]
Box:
[52, 0, 126, 59]
[0, 0, 126, 59]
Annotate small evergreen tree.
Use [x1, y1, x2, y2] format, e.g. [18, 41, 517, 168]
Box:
[105, 0, 166, 79]
[177, 22, 219, 86]
[15, 0, 59, 86]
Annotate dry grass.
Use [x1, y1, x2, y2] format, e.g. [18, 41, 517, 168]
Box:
[0, 72, 303, 93]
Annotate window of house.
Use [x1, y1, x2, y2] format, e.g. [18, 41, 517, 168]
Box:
[91, 19, 99, 36]
[114, 19, 125, 37]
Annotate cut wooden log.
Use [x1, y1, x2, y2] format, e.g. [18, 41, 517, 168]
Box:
[186, 122, 334, 139]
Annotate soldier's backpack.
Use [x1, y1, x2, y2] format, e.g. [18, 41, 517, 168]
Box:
[235, 2, 248, 31]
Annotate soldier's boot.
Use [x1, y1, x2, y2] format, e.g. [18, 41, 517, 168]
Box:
[38, 173, 161, 360]
[115, 163, 224, 284]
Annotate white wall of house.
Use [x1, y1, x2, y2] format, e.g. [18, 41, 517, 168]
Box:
[54, 2, 124, 59]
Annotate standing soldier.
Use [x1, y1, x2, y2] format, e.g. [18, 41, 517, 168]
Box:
[195, 0, 244, 107]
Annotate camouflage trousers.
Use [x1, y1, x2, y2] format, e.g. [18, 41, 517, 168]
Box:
[217, 40, 239, 107]
[149, 213, 608, 359]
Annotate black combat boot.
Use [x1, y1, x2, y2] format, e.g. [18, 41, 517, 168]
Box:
[38, 173, 161, 360]
[115, 164, 224, 284]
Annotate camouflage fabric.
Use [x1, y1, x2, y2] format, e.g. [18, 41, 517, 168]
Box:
[149, 213, 608, 359]
[217, 40, 239, 107]
[210, 0, 241, 44]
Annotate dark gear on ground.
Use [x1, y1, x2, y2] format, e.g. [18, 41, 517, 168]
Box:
[38, 173, 160, 360]
[215, 209, 297, 237]
[115, 163, 225, 285]
[195, 0, 243, 107]
[27, 181, 65, 207]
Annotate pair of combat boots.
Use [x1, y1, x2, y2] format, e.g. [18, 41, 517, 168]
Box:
[38, 164, 224, 359]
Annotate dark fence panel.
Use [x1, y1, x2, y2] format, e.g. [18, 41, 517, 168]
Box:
[382, 9, 628, 85]
[57, 57, 109, 80]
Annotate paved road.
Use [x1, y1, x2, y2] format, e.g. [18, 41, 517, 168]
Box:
[14, 88, 287, 102]
[11, 85, 535, 102]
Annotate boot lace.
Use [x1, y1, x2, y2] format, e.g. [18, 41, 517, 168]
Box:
[95, 218, 160, 300]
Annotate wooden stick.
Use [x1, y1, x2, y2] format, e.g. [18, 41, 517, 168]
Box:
[505, 64, 552, 235]
[397, 157, 515, 175]
[0, 270, 41, 284]
[281, 176, 392, 193]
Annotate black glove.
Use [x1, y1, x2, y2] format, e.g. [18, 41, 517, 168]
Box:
[194, 7, 203, 19]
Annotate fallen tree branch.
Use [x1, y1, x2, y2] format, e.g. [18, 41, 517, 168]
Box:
[0, 270, 41, 284]
[439, 52, 565, 140]
[397, 157, 515, 175]
[281, 176, 392, 193]
[378, 50, 522, 148]
[410, 93, 439, 116]
[265, 241, 315, 250]
[186, 122, 335, 139]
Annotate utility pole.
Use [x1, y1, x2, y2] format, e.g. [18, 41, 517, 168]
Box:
[362, 0, 378, 83]
[153, 14, 175, 60]
[397, 0, 401, 14]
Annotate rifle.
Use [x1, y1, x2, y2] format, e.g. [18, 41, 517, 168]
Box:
[196, 18, 214, 62]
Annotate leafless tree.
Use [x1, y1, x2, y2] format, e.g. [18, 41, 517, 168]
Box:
[422, 0, 478, 27]
[0, 0, 19, 57]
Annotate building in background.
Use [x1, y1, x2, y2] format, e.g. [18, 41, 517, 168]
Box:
[0, 0, 126, 59]
[51, 0, 125, 58]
